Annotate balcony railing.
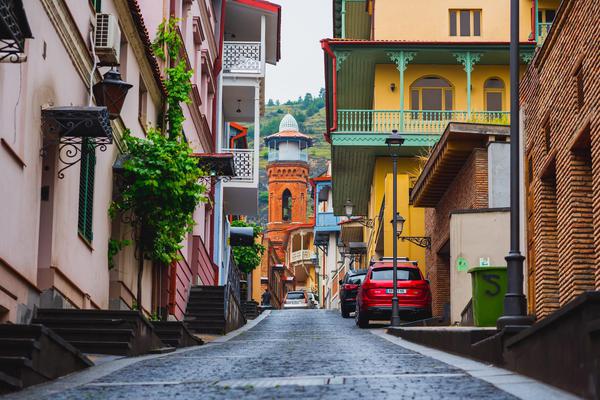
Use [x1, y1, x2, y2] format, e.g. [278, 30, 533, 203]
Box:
[291, 250, 315, 264]
[537, 23, 552, 45]
[337, 110, 510, 134]
[223, 148, 255, 183]
[223, 41, 262, 74]
[315, 212, 341, 232]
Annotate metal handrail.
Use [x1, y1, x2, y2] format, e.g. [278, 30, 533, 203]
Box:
[337, 109, 510, 134]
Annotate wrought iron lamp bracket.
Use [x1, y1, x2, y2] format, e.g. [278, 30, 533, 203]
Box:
[397, 235, 432, 249]
[40, 136, 111, 179]
[356, 217, 375, 228]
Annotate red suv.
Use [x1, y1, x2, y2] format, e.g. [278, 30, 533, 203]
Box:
[355, 260, 432, 328]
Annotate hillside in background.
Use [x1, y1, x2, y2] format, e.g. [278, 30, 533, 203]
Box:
[246, 90, 329, 225]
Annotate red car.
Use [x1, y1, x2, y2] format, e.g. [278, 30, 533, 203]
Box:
[355, 260, 432, 328]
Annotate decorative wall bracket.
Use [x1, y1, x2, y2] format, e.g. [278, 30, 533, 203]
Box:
[334, 50, 351, 72]
[41, 106, 113, 179]
[0, 0, 32, 63]
[387, 51, 417, 72]
[453, 51, 483, 73]
[397, 235, 432, 249]
[354, 217, 375, 228]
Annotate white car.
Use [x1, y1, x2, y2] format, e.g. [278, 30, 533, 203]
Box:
[283, 291, 309, 309]
[307, 292, 320, 309]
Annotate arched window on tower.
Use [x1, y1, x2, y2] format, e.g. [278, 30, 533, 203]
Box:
[282, 189, 292, 221]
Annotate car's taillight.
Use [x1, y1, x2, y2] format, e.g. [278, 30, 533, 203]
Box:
[343, 283, 358, 290]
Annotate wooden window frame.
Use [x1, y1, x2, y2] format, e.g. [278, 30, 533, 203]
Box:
[78, 139, 96, 243]
[410, 77, 454, 111]
[449, 9, 481, 37]
[484, 78, 505, 112]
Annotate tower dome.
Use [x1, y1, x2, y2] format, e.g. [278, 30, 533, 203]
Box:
[279, 113, 299, 132]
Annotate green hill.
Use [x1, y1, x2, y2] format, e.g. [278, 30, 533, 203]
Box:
[246, 91, 330, 225]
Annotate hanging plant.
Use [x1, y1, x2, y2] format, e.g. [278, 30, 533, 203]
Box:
[109, 18, 206, 309]
[230, 220, 266, 274]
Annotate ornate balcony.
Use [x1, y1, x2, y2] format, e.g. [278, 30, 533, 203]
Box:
[223, 41, 262, 75]
[336, 110, 510, 134]
[537, 23, 552, 46]
[290, 250, 315, 264]
[315, 212, 341, 233]
[223, 148, 255, 183]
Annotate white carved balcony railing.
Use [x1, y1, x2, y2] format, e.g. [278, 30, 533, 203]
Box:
[223, 148, 255, 183]
[223, 41, 262, 74]
[291, 250, 315, 264]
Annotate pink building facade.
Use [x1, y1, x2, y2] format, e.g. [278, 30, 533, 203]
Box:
[0, 0, 222, 323]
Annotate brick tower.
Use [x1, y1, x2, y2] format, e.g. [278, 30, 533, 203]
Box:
[265, 114, 313, 249]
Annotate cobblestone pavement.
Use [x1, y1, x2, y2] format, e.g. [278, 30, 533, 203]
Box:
[51, 310, 518, 399]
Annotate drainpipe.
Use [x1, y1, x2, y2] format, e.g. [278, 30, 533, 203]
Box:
[341, 0, 346, 38]
[534, 0, 539, 41]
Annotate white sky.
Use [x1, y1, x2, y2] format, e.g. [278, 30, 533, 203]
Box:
[265, 0, 332, 103]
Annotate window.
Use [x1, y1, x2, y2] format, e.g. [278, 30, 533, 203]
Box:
[450, 9, 481, 36]
[89, 0, 101, 12]
[371, 268, 422, 281]
[282, 189, 292, 221]
[138, 76, 148, 126]
[575, 64, 584, 110]
[538, 9, 556, 24]
[410, 77, 453, 111]
[78, 139, 96, 242]
[484, 78, 505, 112]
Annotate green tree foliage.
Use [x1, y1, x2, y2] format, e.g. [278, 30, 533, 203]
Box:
[152, 18, 192, 139]
[230, 220, 266, 273]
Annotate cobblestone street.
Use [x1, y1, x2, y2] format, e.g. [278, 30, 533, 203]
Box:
[9, 310, 554, 400]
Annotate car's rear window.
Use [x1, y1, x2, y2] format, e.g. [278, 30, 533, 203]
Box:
[371, 268, 421, 281]
[347, 274, 366, 284]
[286, 292, 305, 300]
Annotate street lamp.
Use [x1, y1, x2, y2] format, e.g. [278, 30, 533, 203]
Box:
[344, 199, 354, 218]
[344, 199, 375, 227]
[386, 130, 404, 327]
[497, 0, 534, 329]
[394, 212, 432, 249]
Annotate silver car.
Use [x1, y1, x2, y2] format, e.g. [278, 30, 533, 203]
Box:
[283, 291, 309, 309]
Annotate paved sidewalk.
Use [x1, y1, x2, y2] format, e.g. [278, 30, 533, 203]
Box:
[3, 310, 578, 399]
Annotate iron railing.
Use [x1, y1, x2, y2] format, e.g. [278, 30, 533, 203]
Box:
[223, 41, 262, 74]
[537, 22, 552, 45]
[223, 248, 241, 315]
[223, 148, 255, 183]
[336, 109, 510, 134]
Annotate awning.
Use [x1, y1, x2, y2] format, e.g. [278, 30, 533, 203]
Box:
[193, 153, 236, 177]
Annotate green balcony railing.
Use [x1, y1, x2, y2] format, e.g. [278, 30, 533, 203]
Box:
[337, 110, 510, 134]
[537, 23, 552, 45]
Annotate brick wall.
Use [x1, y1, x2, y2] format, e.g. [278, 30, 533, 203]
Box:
[425, 149, 489, 316]
[521, 0, 600, 319]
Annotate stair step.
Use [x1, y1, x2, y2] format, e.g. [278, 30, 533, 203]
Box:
[0, 370, 22, 392]
[0, 339, 40, 357]
[33, 318, 131, 328]
[50, 328, 135, 342]
[68, 341, 132, 355]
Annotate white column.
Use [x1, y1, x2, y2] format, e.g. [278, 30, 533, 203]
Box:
[260, 15, 266, 74]
[254, 82, 260, 187]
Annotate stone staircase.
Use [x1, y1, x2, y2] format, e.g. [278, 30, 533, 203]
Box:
[184, 286, 227, 335]
[0, 324, 92, 394]
[151, 321, 203, 348]
[243, 300, 260, 320]
[33, 309, 166, 356]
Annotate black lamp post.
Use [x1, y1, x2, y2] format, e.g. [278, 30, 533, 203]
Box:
[497, 0, 534, 329]
[386, 130, 405, 327]
[93, 69, 133, 120]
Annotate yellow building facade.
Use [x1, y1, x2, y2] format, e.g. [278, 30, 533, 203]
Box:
[324, 0, 556, 275]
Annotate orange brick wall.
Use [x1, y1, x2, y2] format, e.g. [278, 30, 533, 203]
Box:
[425, 149, 489, 317]
[520, 0, 600, 319]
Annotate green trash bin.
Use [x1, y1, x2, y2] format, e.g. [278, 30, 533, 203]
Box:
[467, 266, 507, 327]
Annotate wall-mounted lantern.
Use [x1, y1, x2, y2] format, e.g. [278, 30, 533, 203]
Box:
[93, 69, 133, 120]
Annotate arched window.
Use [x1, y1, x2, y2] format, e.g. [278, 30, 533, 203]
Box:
[282, 189, 292, 221]
[484, 78, 505, 112]
[410, 77, 453, 111]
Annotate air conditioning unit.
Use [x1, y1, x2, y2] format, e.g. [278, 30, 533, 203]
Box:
[94, 13, 121, 66]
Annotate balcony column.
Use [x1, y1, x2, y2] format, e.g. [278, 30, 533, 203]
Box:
[387, 51, 416, 132]
[260, 15, 266, 74]
[341, 0, 346, 38]
[254, 83, 260, 185]
[453, 52, 482, 119]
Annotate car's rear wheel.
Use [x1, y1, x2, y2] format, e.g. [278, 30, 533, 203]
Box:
[341, 305, 350, 318]
[355, 305, 369, 328]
